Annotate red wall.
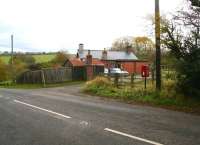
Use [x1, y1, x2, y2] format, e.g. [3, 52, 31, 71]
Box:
[121, 62, 136, 74]
[135, 62, 149, 74]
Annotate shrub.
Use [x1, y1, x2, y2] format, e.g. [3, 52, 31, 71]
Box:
[84, 77, 112, 90]
[28, 63, 42, 70]
[9, 53, 36, 66]
[84, 77, 115, 96]
[52, 51, 70, 65]
[0, 59, 8, 81]
[36, 62, 54, 69]
[165, 72, 176, 80]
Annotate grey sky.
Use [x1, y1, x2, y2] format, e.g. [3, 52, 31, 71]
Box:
[0, 0, 184, 53]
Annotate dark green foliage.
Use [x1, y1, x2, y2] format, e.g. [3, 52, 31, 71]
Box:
[190, 0, 200, 7]
[28, 63, 42, 71]
[176, 44, 200, 97]
[35, 62, 54, 69]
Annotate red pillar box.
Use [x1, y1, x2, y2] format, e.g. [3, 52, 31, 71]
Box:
[141, 65, 149, 78]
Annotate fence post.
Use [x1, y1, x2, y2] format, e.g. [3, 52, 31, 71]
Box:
[41, 70, 46, 87]
[131, 73, 135, 88]
[114, 73, 119, 88]
[150, 63, 155, 84]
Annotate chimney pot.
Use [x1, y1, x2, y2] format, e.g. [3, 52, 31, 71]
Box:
[102, 48, 107, 60]
[86, 50, 92, 65]
[78, 43, 84, 53]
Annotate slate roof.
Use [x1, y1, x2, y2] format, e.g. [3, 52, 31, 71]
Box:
[78, 50, 138, 61]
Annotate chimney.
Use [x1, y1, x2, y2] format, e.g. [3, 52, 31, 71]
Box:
[76, 52, 79, 58]
[86, 50, 92, 65]
[126, 45, 132, 54]
[102, 48, 107, 60]
[78, 43, 84, 54]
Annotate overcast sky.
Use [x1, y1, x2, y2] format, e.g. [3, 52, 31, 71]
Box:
[0, 0, 184, 53]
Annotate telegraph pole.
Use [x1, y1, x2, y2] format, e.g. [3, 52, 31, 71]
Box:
[11, 34, 14, 82]
[155, 0, 161, 90]
[11, 34, 14, 65]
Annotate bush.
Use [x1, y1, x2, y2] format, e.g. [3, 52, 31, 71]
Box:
[173, 47, 200, 98]
[28, 63, 42, 70]
[0, 59, 9, 81]
[84, 77, 112, 93]
[165, 72, 176, 80]
[52, 51, 70, 65]
[9, 53, 36, 66]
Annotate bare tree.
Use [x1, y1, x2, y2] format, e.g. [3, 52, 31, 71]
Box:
[111, 36, 134, 51]
[174, 1, 200, 47]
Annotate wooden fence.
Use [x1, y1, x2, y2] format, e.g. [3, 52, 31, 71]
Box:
[16, 67, 72, 84]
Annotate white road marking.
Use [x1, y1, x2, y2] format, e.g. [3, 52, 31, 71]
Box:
[80, 121, 89, 126]
[104, 128, 164, 145]
[14, 100, 71, 119]
[14, 99, 163, 145]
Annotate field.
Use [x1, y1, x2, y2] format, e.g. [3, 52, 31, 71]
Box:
[0, 54, 56, 64]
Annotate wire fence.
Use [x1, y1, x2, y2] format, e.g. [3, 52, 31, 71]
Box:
[103, 65, 177, 88]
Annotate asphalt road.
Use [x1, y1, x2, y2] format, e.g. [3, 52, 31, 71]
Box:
[0, 85, 200, 145]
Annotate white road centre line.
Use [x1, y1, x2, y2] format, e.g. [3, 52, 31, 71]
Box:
[104, 128, 164, 145]
[14, 100, 71, 119]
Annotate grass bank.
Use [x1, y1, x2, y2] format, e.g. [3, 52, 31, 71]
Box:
[83, 77, 200, 115]
[0, 81, 84, 89]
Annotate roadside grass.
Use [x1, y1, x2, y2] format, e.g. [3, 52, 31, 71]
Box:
[83, 77, 200, 114]
[0, 81, 84, 89]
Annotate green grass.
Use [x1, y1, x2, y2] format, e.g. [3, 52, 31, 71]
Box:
[0, 55, 10, 64]
[0, 81, 84, 89]
[33, 54, 56, 63]
[83, 77, 200, 114]
[0, 54, 56, 64]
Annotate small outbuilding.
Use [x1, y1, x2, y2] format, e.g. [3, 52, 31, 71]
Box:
[64, 51, 104, 80]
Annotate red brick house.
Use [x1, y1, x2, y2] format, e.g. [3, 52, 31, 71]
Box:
[77, 44, 148, 74]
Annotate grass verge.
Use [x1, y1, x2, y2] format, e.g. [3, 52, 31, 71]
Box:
[83, 77, 200, 115]
[0, 81, 84, 89]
